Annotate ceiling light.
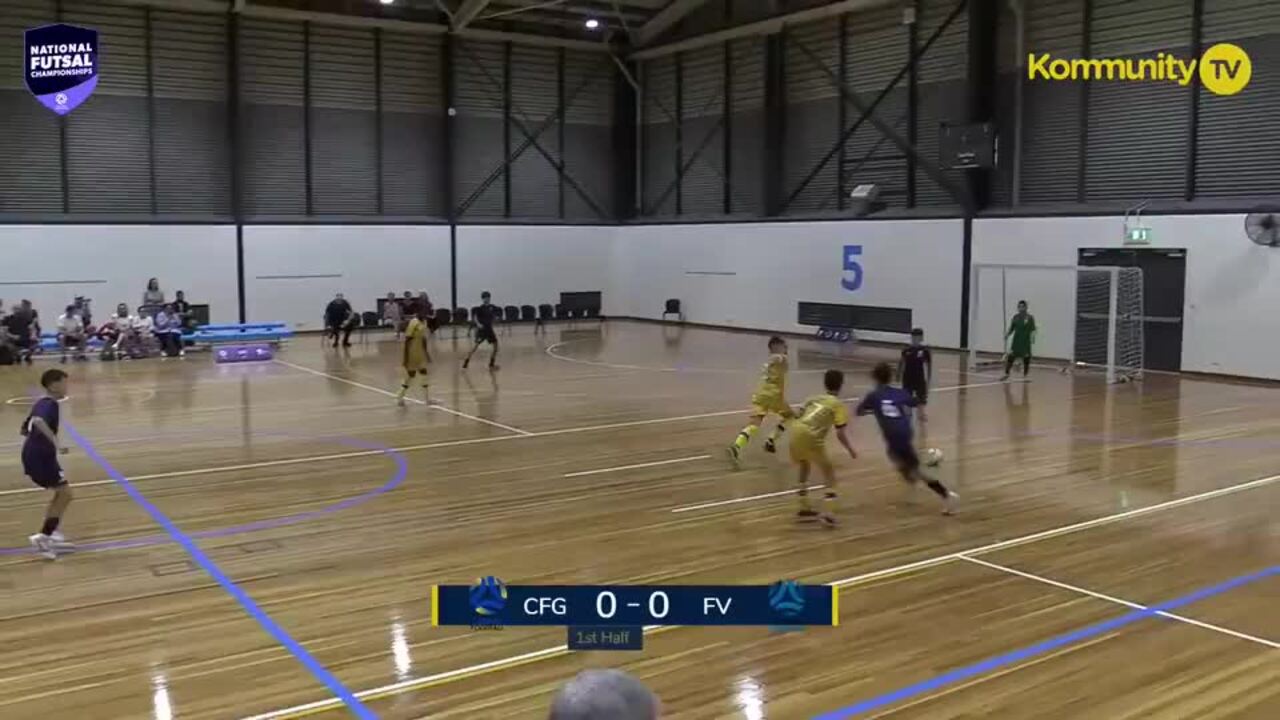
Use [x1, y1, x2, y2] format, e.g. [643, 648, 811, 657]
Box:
[380, 0, 395, 6]
[584, 18, 600, 30]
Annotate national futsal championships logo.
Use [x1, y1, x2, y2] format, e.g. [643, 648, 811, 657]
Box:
[768, 580, 805, 618]
[468, 576, 507, 629]
[1028, 42, 1251, 96]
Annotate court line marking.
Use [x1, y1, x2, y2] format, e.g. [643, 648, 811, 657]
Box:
[246, 471, 1280, 719]
[813, 564, 1280, 720]
[958, 555, 1280, 649]
[562, 454, 710, 478]
[273, 358, 533, 436]
[63, 422, 376, 720]
[0, 380, 1010, 499]
[670, 485, 826, 513]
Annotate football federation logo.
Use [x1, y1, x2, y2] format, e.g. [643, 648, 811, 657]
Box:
[469, 576, 507, 617]
[768, 580, 805, 618]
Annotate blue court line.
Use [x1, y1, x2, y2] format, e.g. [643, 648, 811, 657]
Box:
[814, 564, 1280, 719]
[64, 423, 378, 719]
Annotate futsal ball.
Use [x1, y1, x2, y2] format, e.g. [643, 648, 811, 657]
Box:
[924, 448, 944, 467]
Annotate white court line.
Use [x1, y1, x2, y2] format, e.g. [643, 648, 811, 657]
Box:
[958, 555, 1280, 649]
[272, 359, 533, 436]
[0, 379, 1020, 499]
[671, 485, 826, 513]
[245, 471, 1280, 720]
[562, 455, 710, 478]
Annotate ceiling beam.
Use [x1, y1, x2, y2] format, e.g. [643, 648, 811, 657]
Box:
[631, 0, 896, 60]
[453, 0, 495, 29]
[636, 0, 712, 46]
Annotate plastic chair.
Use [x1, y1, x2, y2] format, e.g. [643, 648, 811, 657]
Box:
[662, 299, 683, 322]
[520, 305, 536, 322]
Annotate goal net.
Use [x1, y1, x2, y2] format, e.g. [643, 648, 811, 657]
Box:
[967, 263, 1144, 383]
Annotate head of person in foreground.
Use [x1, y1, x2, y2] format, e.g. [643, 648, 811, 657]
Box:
[547, 669, 661, 720]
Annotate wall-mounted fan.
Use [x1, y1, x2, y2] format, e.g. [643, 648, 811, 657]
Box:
[1245, 209, 1280, 247]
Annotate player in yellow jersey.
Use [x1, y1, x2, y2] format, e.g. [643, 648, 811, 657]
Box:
[789, 369, 858, 527]
[395, 303, 432, 407]
[727, 336, 794, 467]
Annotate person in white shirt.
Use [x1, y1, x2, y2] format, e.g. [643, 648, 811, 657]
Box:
[56, 304, 87, 363]
[153, 304, 183, 358]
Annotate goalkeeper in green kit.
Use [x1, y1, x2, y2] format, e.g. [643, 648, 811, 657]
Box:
[1002, 300, 1036, 380]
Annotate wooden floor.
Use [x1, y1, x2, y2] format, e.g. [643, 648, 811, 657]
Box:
[1, 321, 1276, 720]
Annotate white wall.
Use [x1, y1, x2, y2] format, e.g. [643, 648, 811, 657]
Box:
[242, 225, 452, 329]
[974, 214, 1280, 379]
[0, 225, 238, 324]
[613, 220, 966, 347]
[455, 225, 617, 313]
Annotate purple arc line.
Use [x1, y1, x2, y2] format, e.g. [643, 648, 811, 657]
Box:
[0, 434, 408, 556]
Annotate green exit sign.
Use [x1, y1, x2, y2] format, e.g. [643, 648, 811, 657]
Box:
[1125, 226, 1152, 245]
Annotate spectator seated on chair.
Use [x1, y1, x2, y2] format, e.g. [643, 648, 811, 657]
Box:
[153, 304, 184, 358]
[173, 290, 198, 332]
[4, 299, 39, 365]
[383, 292, 404, 338]
[56, 304, 88, 363]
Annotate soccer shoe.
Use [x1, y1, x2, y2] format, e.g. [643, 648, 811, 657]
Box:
[763, 438, 777, 454]
[397, 396, 407, 408]
[942, 490, 959, 516]
[489, 363, 500, 371]
[28, 534, 56, 561]
[725, 444, 741, 469]
[462, 358, 471, 369]
[820, 513, 838, 528]
[796, 508, 818, 521]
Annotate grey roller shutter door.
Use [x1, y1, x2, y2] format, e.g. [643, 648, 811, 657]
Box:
[0, 0, 62, 215]
[784, 19, 839, 214]
[915, 0, 968, 207]
[563, 49, 613, 220]
[508, 44, 560, 219]
[239, 19, 306, 217]
[1084, 0, 1191, 203]
[1196, 0, 1280, 199]
[62, 1, 150, 214]
[1021, 0, 1084, 204]
[728, 37, 765, 216]
[380, 32, 444, 218]
[151, 10, 230, 216]
[679, 45, 725, 216]
[844, 7, 909, 209]
[309, 25, 377, 216]
[453, 39, 505, 219]
[641, 56, 677, 216]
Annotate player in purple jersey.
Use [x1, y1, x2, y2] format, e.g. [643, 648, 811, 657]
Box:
[21, 369, 75, 559]
[855, 363, 957, 515]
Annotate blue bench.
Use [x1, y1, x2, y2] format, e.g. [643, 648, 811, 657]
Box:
[189, 330, 292, 344]
[198, 323, 289, 332]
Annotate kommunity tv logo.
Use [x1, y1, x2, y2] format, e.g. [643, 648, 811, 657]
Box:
[1027, 43, 1251, 96]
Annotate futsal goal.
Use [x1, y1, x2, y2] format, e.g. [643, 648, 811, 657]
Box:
[967, 263, 1145, 383]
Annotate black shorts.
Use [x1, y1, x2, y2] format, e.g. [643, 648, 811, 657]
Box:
[24, 455, 65, 489]
[902, 378, 928, 404]
[474, 326, 498, 344]
[886, 441, 920, 472]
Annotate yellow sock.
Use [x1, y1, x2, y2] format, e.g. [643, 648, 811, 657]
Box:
[768, 420, 788, 443]
[733, 424, 759, 450]
[796, 488, 812, 511]
[396, 383, 410, 400]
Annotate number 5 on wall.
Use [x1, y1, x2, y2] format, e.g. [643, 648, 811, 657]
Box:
[842, 245, 863, 291]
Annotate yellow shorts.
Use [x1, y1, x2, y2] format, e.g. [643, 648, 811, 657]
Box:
[751, 393, 794, 419]
[789, 430, 831, 467]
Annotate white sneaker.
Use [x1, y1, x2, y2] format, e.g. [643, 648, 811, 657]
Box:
[29, 534, 56, 560]
[50, 531, 76, 552]
[943, 491, 959, 516]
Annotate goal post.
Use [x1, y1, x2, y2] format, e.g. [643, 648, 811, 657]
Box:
[967, 263, 1144, 383]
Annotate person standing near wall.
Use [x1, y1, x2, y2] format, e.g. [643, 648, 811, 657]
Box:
[1002, 300, 1036, 380]
[142, 278, 165, 311]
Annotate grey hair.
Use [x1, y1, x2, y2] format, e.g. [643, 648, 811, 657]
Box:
[548, 669, 659, 720]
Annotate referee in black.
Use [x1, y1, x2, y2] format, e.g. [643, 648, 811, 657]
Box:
[898, 327, 933, 424]
[462, 291, 499, 370]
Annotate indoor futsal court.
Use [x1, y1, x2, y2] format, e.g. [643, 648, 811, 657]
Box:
[3, 0, 1280, 718]
[2, 325, 1277, 718]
